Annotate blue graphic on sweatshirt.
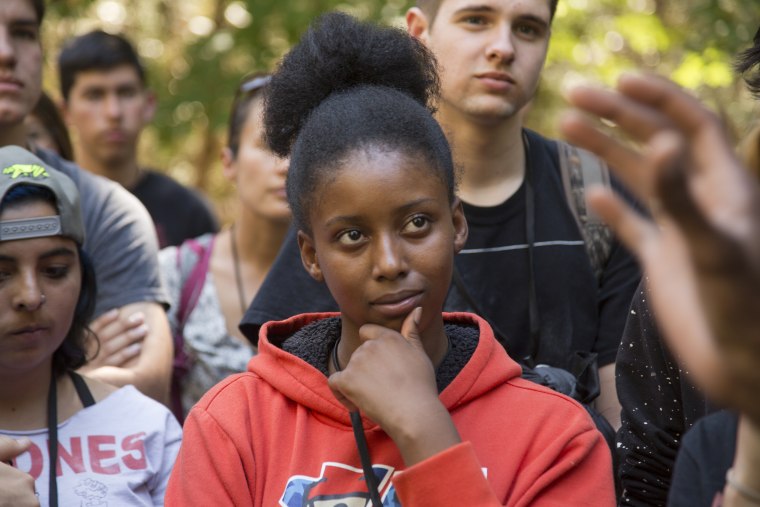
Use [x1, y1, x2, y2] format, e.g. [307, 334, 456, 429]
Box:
[280, 461, 399, 506]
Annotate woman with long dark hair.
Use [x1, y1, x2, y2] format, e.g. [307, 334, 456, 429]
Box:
[0, 146, 181, 506]
[159, 73, 291, 421]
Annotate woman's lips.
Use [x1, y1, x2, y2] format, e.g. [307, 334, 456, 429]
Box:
[10, 325, 48, 342]
[370, 291, 423, 319]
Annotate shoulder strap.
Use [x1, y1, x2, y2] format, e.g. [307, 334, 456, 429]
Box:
[171, 235, 215, 423]
[557, 140, 615, 282]
[175, 236, 215, 329]
[68, 371, 95, 408]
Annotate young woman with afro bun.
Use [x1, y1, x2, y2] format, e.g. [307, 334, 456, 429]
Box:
[165, 12, 614, 507]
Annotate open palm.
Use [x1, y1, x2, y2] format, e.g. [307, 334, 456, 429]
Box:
[560, 73, 760, 425]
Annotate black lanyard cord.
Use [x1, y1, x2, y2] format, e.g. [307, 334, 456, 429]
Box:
[46, 372, 58, 507]
[45, 371, 94, 507]
[523, 131, 542, 365]
[332, 340, 383, 507]
[350, 412, 383, 507]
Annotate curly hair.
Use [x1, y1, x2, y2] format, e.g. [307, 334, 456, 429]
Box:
[735, 26, 760, 100]
[264, 11, 455, 232]
[0, 185, 97, 377]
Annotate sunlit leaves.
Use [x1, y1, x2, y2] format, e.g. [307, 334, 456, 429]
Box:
[42, 0, 759, 219]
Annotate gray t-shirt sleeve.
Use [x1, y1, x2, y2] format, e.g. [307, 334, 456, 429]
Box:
[37, 150, 169, 317]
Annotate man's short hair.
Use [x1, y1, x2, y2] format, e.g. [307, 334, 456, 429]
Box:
[736, 26, 760, 100]
[58, 31, 146, 101]
[31, 0, 45, 25]
[417, 0, 559, 24]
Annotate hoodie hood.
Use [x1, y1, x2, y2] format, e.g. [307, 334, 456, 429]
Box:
[169, 311, 615, 506]
[250, 312, 523, 428]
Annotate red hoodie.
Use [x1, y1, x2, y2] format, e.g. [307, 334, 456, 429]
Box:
[165, 312, 614, 506]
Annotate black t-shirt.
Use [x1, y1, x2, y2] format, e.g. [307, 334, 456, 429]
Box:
[132, 170, 218, 248]
[241, 129, 640, 369]
[617, 283, 716, 507]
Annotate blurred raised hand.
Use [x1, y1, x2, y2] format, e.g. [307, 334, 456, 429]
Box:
[560, 73, 760, 426]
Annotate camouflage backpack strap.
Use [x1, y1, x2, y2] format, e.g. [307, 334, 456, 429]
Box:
[557, 140, 614, 282]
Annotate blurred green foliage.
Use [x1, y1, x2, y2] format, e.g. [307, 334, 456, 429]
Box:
[42, 0, 759, 221]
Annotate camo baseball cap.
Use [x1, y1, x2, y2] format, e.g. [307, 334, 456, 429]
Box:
[0, 146, 84, 244]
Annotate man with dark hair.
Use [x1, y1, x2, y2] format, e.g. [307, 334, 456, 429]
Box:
[242, 0, 640, 447]
[0, 0, 171, 408]
[59, 30, 217, 247]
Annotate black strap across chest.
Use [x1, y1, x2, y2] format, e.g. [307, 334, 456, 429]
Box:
[47, 371, 95, 507]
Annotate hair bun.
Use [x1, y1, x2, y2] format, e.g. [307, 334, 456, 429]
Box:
[265, 11, 440, 157]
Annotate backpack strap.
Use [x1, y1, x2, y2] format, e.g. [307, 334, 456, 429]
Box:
[171, 235, 215, 422]
[175, 237, 214, 328]
[557, 140, 615, 282]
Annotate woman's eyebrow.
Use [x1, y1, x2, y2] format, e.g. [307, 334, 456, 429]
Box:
[39, 247, 77, 260]
[0, 247, 76, 263]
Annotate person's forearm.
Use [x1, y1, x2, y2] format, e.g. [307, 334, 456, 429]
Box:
[83, 302, 172, 404]
[723, 416, 760, 506]
[82, 365, 169, 403]
[596, 363, 622, 430]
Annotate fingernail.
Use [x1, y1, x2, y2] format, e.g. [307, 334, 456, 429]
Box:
[128, 312, 145, 324]
[104, 309, 119, 318]
[131, 324, 149, 337]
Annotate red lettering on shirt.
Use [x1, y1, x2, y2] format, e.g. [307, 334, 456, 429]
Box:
[8, 432, 154, 477]
[56, 437, 85, 476]
[17, 441, 44, 480]
[122, 432, 147, 470]
[88, 436, 120, 474]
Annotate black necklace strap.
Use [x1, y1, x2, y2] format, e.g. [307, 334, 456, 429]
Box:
[47, 372, 58, 507]
[523, 131, 541, 365]
[331, 336, 342, 372]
